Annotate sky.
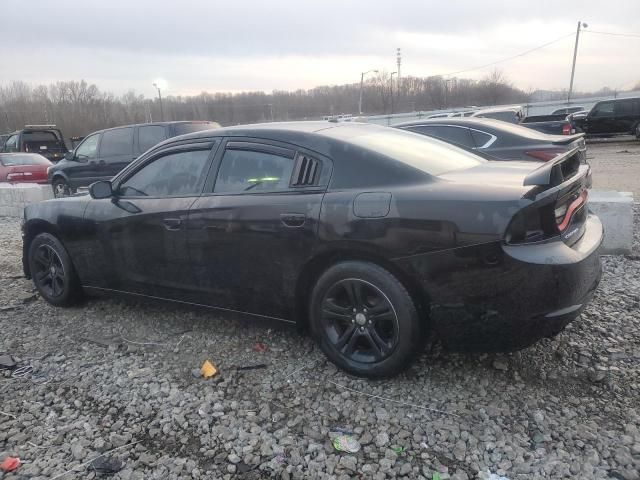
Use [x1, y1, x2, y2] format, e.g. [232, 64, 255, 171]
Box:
[1, 0, 639, 98]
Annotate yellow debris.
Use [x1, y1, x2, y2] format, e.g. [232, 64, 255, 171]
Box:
[200, 360, 218, 379]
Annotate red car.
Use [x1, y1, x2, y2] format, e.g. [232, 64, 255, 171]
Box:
[0, 153, 51, 184]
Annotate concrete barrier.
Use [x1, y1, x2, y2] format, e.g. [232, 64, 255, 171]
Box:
[0, 183, 53, 218]
[589, 190, 634, 255]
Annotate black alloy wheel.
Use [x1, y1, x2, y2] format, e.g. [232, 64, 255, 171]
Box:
[310, 261, 426, 378]
[28, 233, 82, 307]
[321, 279, 399, 364]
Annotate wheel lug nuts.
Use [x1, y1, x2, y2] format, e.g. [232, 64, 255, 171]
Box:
[352, 308, 356, 313]
[351, 319, 355, 323]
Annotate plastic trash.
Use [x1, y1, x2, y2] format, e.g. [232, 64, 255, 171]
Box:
[392, 446, 404, 454]
[252, 342, 268, 353]
[0, 456, 20, 472]
[332, 435, 361, 453]
[200, 360, 218, 379]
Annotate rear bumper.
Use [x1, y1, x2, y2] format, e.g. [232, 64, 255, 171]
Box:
[395, 214, 603, 352]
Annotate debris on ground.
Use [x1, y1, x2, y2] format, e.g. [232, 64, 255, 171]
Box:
[0, 456, 21, 473]
[200, 359, 218, 379]
[332, 435, 361, 453]
[0, 354, 17, 370]
[235, 363, 268, 371]
[252, 342, 268, 353]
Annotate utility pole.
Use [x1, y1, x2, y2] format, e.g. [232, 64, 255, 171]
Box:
[390, 72, 397, 114]
[396, 48, 402, 104]
[358, 69, 378, 115]
[153, 82, 164, 121]
[568, 21, 588, 103]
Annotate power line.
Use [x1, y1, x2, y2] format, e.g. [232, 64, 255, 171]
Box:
[584, 30, 640, 39]
[443, 32, 575, 77]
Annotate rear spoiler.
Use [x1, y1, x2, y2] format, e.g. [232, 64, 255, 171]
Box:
[551, 133, 585, 145]
[523, 147, 581, 186]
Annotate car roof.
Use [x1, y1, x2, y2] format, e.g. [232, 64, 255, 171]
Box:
[90, 120, 219, 135]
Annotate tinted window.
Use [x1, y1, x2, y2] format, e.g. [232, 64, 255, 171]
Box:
[100, 128, 133, 157]
[138, 125, 167, 152]
[0, 153, 50, 166]
[119, 149, 211, 197]
[75, 133, 100, 160]
[409, 126, 474, 148]
[214, 149, 294, 194]
[614, 100, 637, 116]
[470, 129, 494, 148]
[592, 102, 614, 117]
[345, 129, 483, 176]
[173, 122, 216, 136]
[22, 131, 65, 153]
[3, 135, 18, 152]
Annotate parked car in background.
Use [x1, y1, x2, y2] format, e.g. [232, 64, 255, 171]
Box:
[471, 106, 524, 123]
[395, 118, 588, 163]
[0, 153, 52, 184]
[47, 121, 220, 196]
[426, 112, 451, 119]
[471, 106, 577, 136]
[23, 122, 602, 377]
[0, 134, 11, 149]
[573, 97, 640, 138]
[551, 106, 585, 115]
[1, 125, 68, 163]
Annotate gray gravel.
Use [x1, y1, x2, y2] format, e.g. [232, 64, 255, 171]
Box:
[0, 208, 639, 480]
[586, 137, 640, 198]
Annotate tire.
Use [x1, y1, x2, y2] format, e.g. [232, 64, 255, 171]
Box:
[309, 261, 425, 378]
[28, 232, 82, 307]
[52, 178, 72, 198]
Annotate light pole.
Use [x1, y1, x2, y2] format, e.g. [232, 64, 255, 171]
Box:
[390, 72, 397, 114]
[567, 21, 588, 103]
[153, 82, 164, 121]
[359, 69, 378, 115]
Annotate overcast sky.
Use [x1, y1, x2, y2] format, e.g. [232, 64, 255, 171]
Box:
[2, 0, 639, 98]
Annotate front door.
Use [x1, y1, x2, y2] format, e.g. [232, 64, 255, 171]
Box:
[81, 142, 218, 299]
[584, 101, 616, 134]
[65, 132, 103, 188]
[187, 140, 329, 319]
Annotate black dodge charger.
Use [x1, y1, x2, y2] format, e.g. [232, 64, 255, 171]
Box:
[22, 122, 602, 377]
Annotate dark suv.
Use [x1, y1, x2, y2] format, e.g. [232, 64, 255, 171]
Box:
[575, 97, 640, 138]
[1, 125, 68, 163]
[48, 121, 219, 196]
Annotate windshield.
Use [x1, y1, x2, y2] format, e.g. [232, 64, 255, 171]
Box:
[345, 128, 485, 175]
[173, 122, 218, 136]
[0, 153, 51, 166]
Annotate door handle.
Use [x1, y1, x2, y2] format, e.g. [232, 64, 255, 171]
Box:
[162, 218, 182, 231]
[280, 213, 306, 228]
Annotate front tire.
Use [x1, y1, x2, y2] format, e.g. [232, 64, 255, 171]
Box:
[52, 178, 72, 198]
[28, 233, 82, 307]
[309, 261, 425, 378]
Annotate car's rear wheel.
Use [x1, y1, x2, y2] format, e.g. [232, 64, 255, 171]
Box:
[28, 233, 82, 307]
[52, 178, 72, 198]
[309, 261, 425, 378]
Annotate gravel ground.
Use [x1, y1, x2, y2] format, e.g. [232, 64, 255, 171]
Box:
[1, 209, 639, 479]
[587, 137, 640, 198]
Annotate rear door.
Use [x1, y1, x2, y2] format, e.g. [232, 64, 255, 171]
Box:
[99, 127, 135, 178]
[81, 141, 219, 297]
[613, 99, 639, 134]
[186, 139, 329, 319]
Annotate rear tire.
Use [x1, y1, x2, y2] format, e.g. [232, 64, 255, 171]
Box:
[52, 178, 72, 198]
[28, 233, 82, 307]
[309, 261, 425, 378]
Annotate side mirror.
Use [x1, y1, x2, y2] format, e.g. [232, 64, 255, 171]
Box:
[89, 180, 113, 199]
[64, 151, 74, 161]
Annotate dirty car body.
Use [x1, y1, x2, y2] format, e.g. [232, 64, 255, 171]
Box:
[22, 122, 603, 376]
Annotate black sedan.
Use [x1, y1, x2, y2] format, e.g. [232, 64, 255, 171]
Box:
[395, 118, 587, 163]
[22, 122, 602, 377]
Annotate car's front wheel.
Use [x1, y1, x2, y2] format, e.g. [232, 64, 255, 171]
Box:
[52, 178, 73, 198]
[310, 261, 425, 378]
[28, 233, 82, 307]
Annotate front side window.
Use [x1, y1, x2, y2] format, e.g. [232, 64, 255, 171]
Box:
[100, 127, 133, 157]
[592, 102, 614, 117]
[75, 133, 100, 161]
[138, 125, 167, 152]
[3, 135, 18, 152]
[214, 149, 294, 194]
[119, 149, 211, 197]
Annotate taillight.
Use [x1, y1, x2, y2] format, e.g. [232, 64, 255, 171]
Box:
[562, 124, 571, 135]
[6, 173, 24, 181]
[525, 149, 565, 162]
[555, 190, 587, 232]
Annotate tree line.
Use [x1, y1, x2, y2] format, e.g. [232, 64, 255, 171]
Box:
[0, 71, 633, 138]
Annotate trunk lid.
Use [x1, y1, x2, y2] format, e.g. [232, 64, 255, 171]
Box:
[6, 164, 49, 183]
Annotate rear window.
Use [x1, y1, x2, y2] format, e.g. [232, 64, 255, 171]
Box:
[173, 122, 217, 136]
[0, 153, 50, 166]
[345, 128, 484, 175]
[22, 130, 65, 152]
[468, 119, 555, 141]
